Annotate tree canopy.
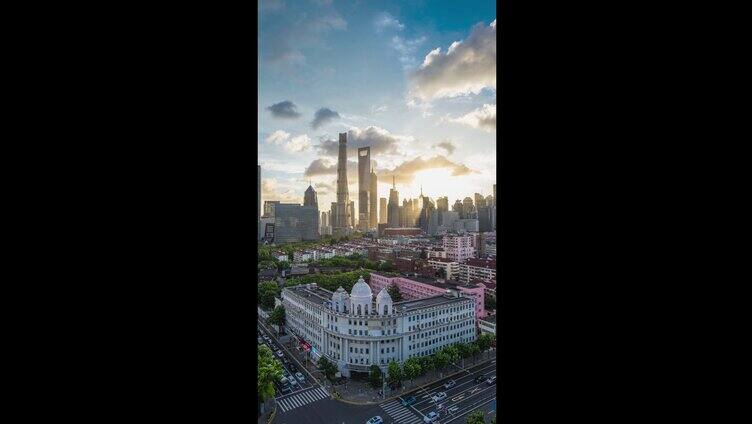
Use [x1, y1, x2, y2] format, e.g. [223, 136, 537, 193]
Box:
[258, 281, 280, 310]
[268, 304, 285, 326]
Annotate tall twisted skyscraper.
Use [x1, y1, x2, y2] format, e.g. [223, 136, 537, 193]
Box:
[332, 132, 351, 234]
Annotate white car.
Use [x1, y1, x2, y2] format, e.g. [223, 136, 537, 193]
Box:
[366, 416, 383, 424]
[431, 392, 447, 402]
[443, 380, 456, 389]
[295, 372, 305, 382]
[288, 378, 298, 386]
[448, 406, 459, 414]
[276, 350, 284, 357]
[424, 411, 440, 423]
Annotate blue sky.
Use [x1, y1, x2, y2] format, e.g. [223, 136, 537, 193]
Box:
[259, 0, 496, 209]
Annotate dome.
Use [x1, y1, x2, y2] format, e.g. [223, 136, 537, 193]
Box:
[350, 276, 372, 298]
[376, 287, 392, 301]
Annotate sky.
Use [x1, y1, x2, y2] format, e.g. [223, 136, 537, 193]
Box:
[258, 0, 496, 213]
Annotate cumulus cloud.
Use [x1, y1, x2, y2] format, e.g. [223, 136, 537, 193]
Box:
[311, 107, 341, 129]
[267, 100, 301, 118]
[265, 130, 290, 145]
[375, 12, 404, 32]
[311, 13, 347, 32]
[377, 155, 477, 185]
[451, 104, 496, 132]
[409, 19, 496, 100]
[265, 130, 312, 152]
[434, 141, 456, 154]
[304, 158, 358, 177]
[315, 126, 408, 157]
[392, 35, 427, 70]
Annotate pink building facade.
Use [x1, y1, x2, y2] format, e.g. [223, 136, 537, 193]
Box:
[369, 273, 487, 318]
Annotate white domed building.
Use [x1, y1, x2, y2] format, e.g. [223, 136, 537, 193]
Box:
[331, 286, 350, 313]
[281, 274, 477, 378]
[376, 287, 393, 316]
[350, 276, 373, 316]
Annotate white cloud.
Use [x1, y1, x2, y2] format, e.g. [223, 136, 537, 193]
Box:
[265, 130, 312, 152]
[266, 130, 290, 145]
[451, 104, 496, 132]
[392, 35, 427, 70]
[289, 134, 312, 152]
[409, 19, 496, 100]
[375, 12, 404, 32]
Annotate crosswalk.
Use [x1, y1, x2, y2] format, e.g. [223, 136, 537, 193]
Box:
[276, 387, 329, 413]
[380, 400, 423, 424]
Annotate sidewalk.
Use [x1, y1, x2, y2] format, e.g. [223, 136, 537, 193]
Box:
[331, 350, 496, 405]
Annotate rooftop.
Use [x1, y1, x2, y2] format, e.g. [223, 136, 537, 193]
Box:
[464, 258, 496, 268]
[480, 314, 496, 324]
[396, 293, 471, 312]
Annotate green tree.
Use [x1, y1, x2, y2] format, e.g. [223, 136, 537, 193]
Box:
[436, 267, 446, 279]
[258, 281, 280, 310]
[258, 345, 283, 414]
[369, 365, 383, 388]
[434, 350, 450, 371]
[379, 261, 395, 272]
[387, 360, 402, 386]
[403, 357, 422, 385]
[476, 333, 495, 351]
[277, 260, 291, 272]
[268, 305, 285, 326]
[423, 356, 436, 375]
[466, 410, 486, 424]
[484, 296, 496, 310]
[317, 357, 338, 381]
[468, 343, 480, 363]
[387, 283, 403, 302]
[444, 345, 460, 366]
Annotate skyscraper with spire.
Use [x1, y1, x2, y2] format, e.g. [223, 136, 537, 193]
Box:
[357, 147, 371, 231]
[369, 165, 378, 230]
[387, 176, 400, 228]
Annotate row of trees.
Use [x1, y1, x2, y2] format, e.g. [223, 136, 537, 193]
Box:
[285, 270, 374, 293]
[367, 333, 497, 389]
[311, 254, 396, 273]
[267, 305, 285, 326]
[257, 345, 283, 415]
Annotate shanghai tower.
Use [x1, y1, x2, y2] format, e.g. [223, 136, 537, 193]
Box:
[333, 132, 350, 233]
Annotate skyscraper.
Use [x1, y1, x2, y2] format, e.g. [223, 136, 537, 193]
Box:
[474, 193, 486, 209]
[334, 132, 350, 234]
[369, 166, 378, 229]
[387, 176, 400, 228]
[379, 198, 387, 223]
[436, 196, 449, 226]
[304, 184, 319, 237]
[357, 147, 371, 231]
[453, 199, 464, 217]
[463, 197, 474, 218]
[348, 200, 355, 228]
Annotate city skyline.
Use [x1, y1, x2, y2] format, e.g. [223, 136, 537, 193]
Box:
[259, 0, 496, 211]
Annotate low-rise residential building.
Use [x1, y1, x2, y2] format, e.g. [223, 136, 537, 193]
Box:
[459, 258, 497, 283]
[427, 258, 460, 280]
[443, 234, 476, 262]
[427, 247, 447, 259]
[478, 314, 496, 335]
[369, 272, 487, 318]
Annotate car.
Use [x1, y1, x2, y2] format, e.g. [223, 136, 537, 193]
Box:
[401, 396, 417, 406]
[474, 375, 485, 383]
[431, 392, 447, 402]
[281, 386, 292, 395]
[443, 380, 456, 389]
[424, 411, 440, 423]
[280, 376, 288, 385]
[486, 376, 497, 385]
[366, 417, 383, 424]
[448, 406, 459, 414]
[288, 378, 298, 386]
[295, 372, 305, 382]
[289, 364, 297, 372]
[276, 350, 284, 357]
